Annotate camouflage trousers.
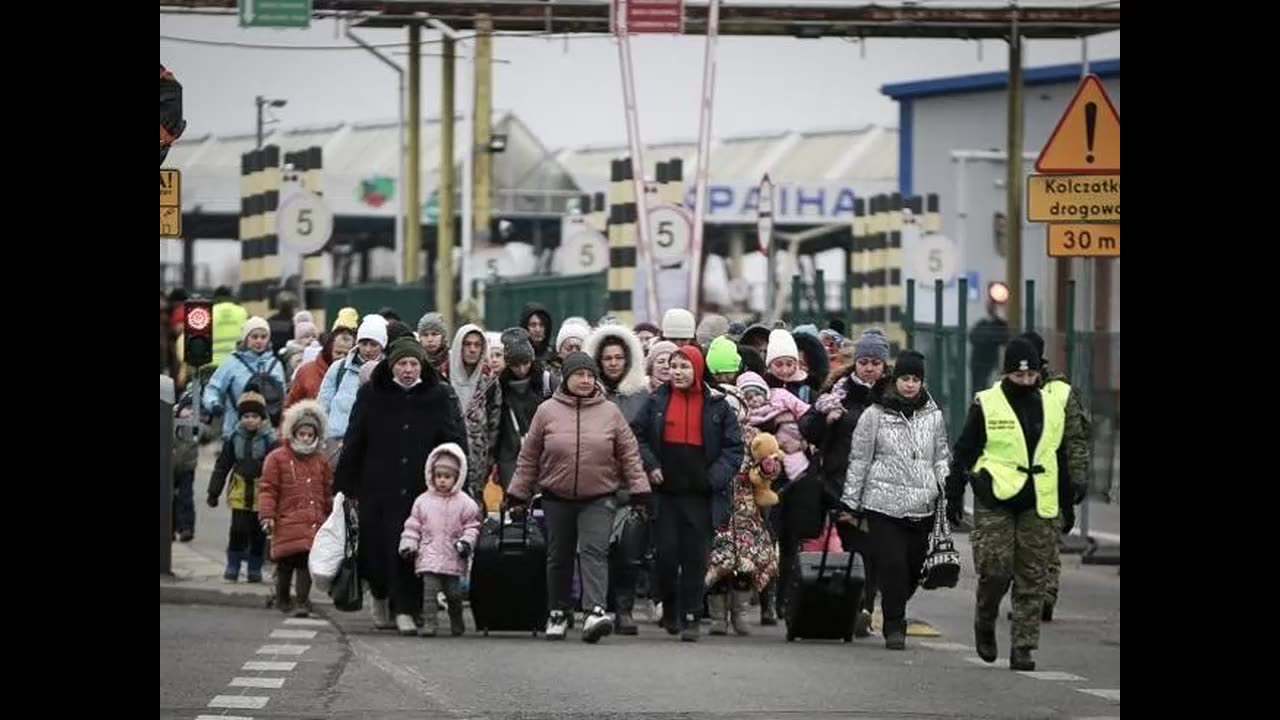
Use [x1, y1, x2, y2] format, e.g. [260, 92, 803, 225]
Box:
[972, 505, 1058, 650]
[1044, 515, 1063, 607]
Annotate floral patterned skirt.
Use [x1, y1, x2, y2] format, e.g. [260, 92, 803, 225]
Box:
[706, 474, 778, 592]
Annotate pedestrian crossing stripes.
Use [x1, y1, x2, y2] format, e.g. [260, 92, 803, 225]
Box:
[243, 660, 296, 671]
[1019, 670, 1086, 681]
[230, 676, 287, 689]
[208, 694, 270, 709]
[270, 628, 318, 639]
[256, 643, 309, 655]
[283, 617, 330, 627]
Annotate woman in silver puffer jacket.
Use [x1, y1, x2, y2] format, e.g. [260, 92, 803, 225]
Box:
[840, 350, 951, 650]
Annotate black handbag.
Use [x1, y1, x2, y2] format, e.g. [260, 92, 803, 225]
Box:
[329, 502, 363, 612]
[919, 494, 961, 590]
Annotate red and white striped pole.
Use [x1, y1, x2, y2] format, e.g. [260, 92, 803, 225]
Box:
[688, 0, 723, 313]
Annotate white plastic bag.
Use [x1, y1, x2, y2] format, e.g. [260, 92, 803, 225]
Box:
[309, 492, 348, 593]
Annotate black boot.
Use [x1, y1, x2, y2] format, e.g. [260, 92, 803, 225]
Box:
[662, 596, 680, 635]
[1041, 602, 1054, 622]
[448, 602, 466, 637]
[680, 613, 701, 643]
[1010, 647, 1035, 671]
[616, 610, 638, 636]
[883, 619, 907, 650]
[975, 619, 998, 663]
[759, 581, 778, 626]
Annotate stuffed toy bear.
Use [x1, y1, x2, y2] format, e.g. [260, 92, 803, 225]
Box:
[747, 433, 784, 508]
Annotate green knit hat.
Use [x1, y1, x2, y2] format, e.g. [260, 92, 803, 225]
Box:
[705, 336, 742, 375]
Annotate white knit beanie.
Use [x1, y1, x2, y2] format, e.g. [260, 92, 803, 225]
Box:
[356, 316, 388, 348]
[556, 320, 590, 351]
[661, 308, 696, 340]
[766, 329, 800, 366]
[240, 316, 270, 342]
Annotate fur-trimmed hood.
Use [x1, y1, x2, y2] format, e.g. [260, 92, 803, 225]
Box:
[424, 442, 469, 495]
[584, 323, 648, 398]
[280, 399, 327, 440]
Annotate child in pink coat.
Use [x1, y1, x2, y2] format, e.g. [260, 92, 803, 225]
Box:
[399, 443, 482, 637]
[739, 372, 813, 481]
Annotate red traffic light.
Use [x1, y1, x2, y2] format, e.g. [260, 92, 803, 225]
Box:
[183, 299, 214, 367]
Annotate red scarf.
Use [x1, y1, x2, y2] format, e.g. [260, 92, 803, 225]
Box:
[663, 346, 706, 446]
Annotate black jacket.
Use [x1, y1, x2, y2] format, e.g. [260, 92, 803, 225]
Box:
[519, 303, 555, 364]
[334, 360, 468, 503]
[493, 364, 554, 488]
[947, 379, 1072, 522]
[799, 371, 881, 509]
[630, 383, 744, 528]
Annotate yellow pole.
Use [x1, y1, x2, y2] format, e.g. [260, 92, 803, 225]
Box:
[472, 15, 494, 251]
[406, 23, 423, 283]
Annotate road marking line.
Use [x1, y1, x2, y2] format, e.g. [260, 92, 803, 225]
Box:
[195, 716, 254, 720]
[283, 617, 330, 627]
[270, 629, 318, 639]
[243, 660, 297, 671]
[964, 656, 998, 667]
[1078, 688, 1121, 702]
[256, 644, 309, 655]
[921, 641, 971, 652]
[1019, 670, 1086, 681]
[230, 676, 286, 689]
[208, 695, 269, 709]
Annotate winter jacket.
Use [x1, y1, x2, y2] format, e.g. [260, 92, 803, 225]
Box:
[400, 444, 483, 577]
[631, 382, 744, 528]
[450, 324, 502, 492]
[493, 365, 555, 488]
[800, 368, 879, 509]
[748, 388, 812, 479]
[1044, 368, 1091, 500]
[318, 351, 370, 440]
[508, 386, 651, 504]
[202, 348, 287, 440]
[209, 421, 277, 510]
[765, 371, 813, 404]
[520, 302, 555, 363]
[286, 354, 330, 410]
[333, 359, 468, 503]
[211, 301, 248, 367]
[947, 379, 1073, 523]
[258, 400, 333, 560]
[842, 381, 951, 519]
[584, 324, 651, 424]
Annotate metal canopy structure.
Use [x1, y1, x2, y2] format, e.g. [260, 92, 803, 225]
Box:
[161, 1, 1120, 39]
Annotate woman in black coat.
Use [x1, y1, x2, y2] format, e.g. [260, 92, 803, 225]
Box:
[334, 338, 468, 635]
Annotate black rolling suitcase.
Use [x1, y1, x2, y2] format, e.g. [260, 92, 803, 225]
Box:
[784, 519, 866, 643]
[469, 498, 547, 636]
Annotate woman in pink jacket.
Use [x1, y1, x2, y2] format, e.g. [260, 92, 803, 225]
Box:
[506, 352, 651, 644]
[398, 443, 482, 637]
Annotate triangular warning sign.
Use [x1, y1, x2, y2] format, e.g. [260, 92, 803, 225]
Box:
[1035, 74, 1120, 173]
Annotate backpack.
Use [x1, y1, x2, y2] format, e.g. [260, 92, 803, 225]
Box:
[232, 354, 284, 422]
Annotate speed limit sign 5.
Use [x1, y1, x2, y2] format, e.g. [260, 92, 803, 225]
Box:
[277, 191, 334, 255]
[647, 204, 692, 264]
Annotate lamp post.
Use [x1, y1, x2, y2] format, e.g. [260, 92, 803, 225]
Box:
[255, 95, 287, 149]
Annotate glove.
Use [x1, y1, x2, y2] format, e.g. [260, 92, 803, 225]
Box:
[454, 540, 472, 559]
[1072, 484, 1088, 506]
[207, 495, 219, 508]
[505, 496, 529, 523]
[1061, 503, 1077, 535]
[398, 538, 417, 558]
[945, 493, 965, 526]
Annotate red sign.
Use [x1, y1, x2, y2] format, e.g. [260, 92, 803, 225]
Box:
[612, 0, 684, 34]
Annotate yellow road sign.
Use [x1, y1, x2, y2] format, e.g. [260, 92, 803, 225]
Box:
[1035, 74, 1120, 173]
[161, 169, 182, 238]
[1027, 174, 1119, 223]
[1048, 224, 1119, 257]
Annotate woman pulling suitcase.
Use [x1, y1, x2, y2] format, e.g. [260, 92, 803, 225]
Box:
[839, 350, 951, 649]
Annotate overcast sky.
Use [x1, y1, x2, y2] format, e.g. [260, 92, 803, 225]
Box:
[160, 11, 1119, 149]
